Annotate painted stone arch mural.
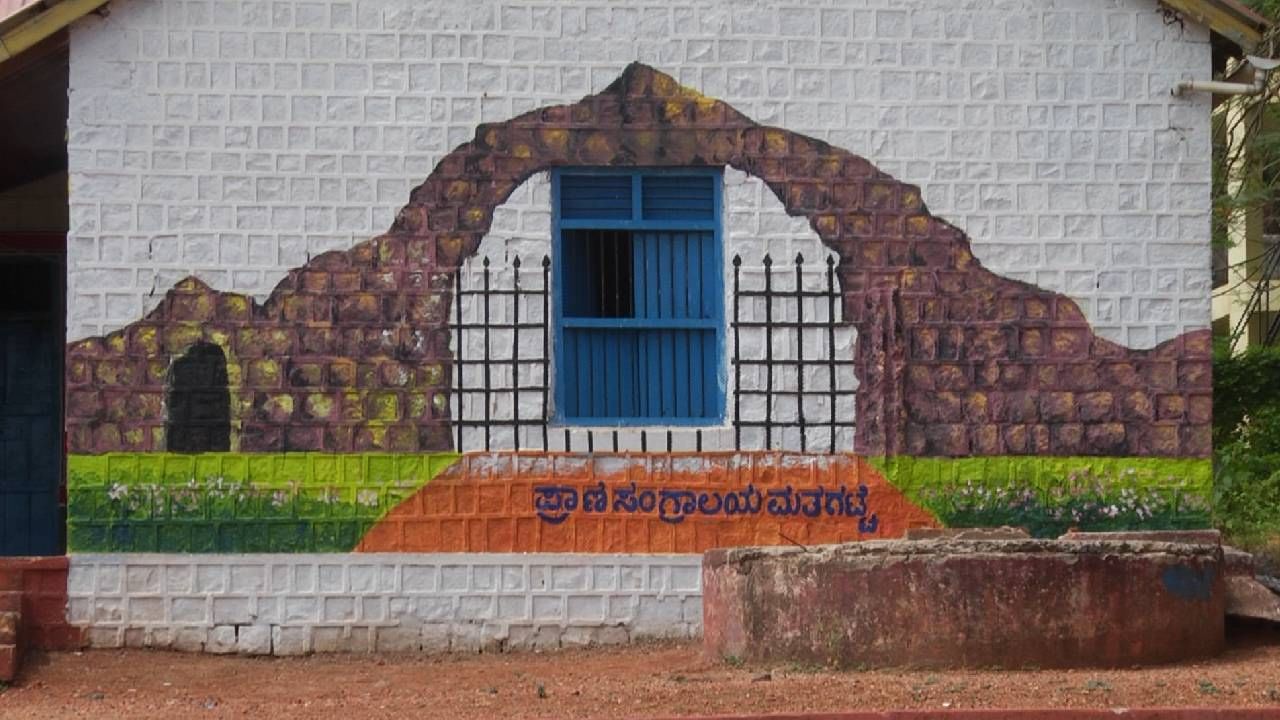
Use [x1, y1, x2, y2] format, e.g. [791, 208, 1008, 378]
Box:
[448, 167, 858, 455]
[65, 64, 1212, 554]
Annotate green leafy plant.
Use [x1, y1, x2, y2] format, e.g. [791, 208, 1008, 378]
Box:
[1213, 345, 1280, 451]
[1213, 345, 1280, 550]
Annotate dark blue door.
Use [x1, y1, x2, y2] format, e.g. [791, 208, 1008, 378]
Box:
[0, 258, 61, 555]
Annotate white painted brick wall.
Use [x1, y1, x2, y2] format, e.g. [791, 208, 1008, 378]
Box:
[68, 0, 1213, 351]
[68, 553, 703, 654]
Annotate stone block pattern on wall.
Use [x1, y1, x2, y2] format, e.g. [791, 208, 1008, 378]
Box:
[67, 553, 702, 654]
[66, 63, 1212, 458]
[66, 0, 1213, 351]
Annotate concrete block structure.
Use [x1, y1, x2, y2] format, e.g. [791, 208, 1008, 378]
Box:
[0, 0, 1262, 655]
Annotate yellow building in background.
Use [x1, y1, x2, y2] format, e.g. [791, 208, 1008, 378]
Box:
[1207, 1, 1280, 350]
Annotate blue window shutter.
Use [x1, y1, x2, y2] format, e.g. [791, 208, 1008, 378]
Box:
[559, 174, 632, 220]
[555, 170, 722, 424]
[642, 175, 715, 221]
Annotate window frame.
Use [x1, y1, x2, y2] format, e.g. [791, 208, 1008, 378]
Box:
[550, 166, 726, 426]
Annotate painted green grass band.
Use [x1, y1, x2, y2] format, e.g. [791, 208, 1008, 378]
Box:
[865, 455, 1212, 493]
[67, 452, 462, 488]
[67, 452, 460, 553]
[865, 456, 1213, 537]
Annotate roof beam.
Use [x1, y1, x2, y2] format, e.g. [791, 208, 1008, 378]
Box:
[0, 0, 107, 63]
[1160, 0, 1269, 48]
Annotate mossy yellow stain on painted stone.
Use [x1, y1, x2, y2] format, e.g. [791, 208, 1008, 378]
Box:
[652, 72, 678, 95]
[263, 394, 294, 421]
[663, 100, 686, 121]
[764, 130, 788, 154]
[584, 132, 613, 159]
[366, 426, 388, 447]
[191, 294, 215, 318]
[134, 327, 160, 354]
[423, 364, 443, 386]
[167, 325, 202, 351]
[693, 96, 719, 115]
[407, 393, 428, 419]
[305, 394, 335, 420]
[446, 180, 472, 201]
[538, 128, 568, 153]
[370, 392, 399, 421]
[868, 183, 895, 207]
[94, 360, 122, 385]
[207, 329, 230, 348]
[632, 130, 658, 150]
[224, 361, 242, 386]
[814, 214, 838, 236]
[816, 156, 842, 177]
[248, 358, 281, 384]
[512, 144, 532, 158]
[847, 214, 873, 237]
[906, 215, 931, 236]
[145, 359, 167, 384]
[341, 392, 364, 422]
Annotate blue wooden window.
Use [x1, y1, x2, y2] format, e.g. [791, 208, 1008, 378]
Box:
[553, 168, 724, 425]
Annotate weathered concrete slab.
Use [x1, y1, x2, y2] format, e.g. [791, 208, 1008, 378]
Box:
[703, 539, 1224, 669]
[905, 527, 1030, 541]
[1223, 546, 1257, 579]
[1225, 576, 1280, 623]
[1058, 529, 1222, 545]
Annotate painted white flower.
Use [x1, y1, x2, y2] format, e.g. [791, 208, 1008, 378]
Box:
[107, 483, 129, 501]
[357, 489, 379, 508]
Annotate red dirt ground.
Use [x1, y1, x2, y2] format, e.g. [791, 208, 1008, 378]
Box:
[2, 630, 1280, 719]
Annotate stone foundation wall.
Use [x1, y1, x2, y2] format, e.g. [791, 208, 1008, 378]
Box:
[67, 553, 702, 654]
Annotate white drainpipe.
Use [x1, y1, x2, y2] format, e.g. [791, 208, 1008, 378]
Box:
[1173, 56, 1280, 97]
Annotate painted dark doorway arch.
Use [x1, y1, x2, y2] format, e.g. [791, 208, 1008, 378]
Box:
[166, 342, 231, 452]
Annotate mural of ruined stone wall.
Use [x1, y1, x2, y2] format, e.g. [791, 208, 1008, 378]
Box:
[65, 63, 1210, 458]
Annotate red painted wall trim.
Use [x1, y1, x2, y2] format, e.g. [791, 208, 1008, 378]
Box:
[0, 556, 81, 651]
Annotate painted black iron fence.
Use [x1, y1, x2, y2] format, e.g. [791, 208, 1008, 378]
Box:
[451, 255, 553, 453]
[450, 251, 856, 453]
[731, 253, 856, 454]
